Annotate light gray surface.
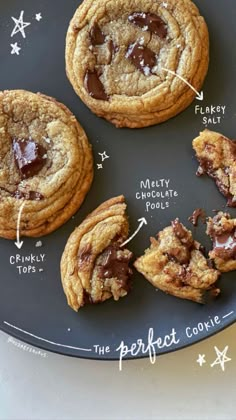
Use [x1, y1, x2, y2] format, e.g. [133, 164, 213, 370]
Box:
[0, 324, 235, 420]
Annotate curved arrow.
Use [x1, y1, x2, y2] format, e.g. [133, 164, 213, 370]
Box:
[121, 217, 147, 247]
[161, 67, 204, 101]
[14, 201, 26, 249]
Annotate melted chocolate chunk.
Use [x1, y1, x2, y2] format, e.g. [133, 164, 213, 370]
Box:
[196, 158, 236, 207]
[126, 42, 156, 75]
[78, 244, 92, 269]
[84, 70, 109, 101]
[97, 245, 132, 285]
[14, 190, 44, 201]
[178, 265, 188, 280]
[207, 259, 215, 269]
[213, 230, 236, 260]
[83, 290, 93, 305]
[197, 158, 213, 175]
[172, 219, 187, 240]
[13, 138, 47, 179]
[89, 23, 105, 45]
[227, 196, 236, 207]
[128, 12, 167, 39]
[199, 244, 207, 256]
[172, 219, 193, 249]
[214, 175, 236, 208]
[188, 208, 206, 227]
[165, 253, 179, 263]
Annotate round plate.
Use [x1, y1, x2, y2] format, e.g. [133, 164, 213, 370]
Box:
[0, 0, 235, 361]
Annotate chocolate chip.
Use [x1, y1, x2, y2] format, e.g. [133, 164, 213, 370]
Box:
[97, 244, 133, 284]
[128, 12, 167, 39]
[84, 70, 109, 100]
[89, 23, 105, 45]
[13, 138, 47, 179]
[126, 42, 156, 75]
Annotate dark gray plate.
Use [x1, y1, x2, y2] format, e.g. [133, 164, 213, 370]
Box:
[0, 0, 235, 361]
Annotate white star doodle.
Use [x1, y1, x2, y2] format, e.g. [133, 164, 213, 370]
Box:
[162, 2, 168, 8]
[35, 13, 42, 22]
[11, 10, 31, 39]
[196, 354, 206, 367]
[10, 42, 21, 55]
[98, 151, 110, 162]
[211, 346, 231, 372]
[97, 164, 103, 170]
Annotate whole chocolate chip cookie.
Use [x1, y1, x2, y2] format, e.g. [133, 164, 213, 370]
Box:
[60, 195, 133, 312]
[66, 0, 209, 128]
[0, 90, 93, 238]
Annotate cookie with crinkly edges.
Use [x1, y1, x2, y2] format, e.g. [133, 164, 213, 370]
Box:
[66, 0, 209, 128]
[0, 90, 93, 238]
[60, 195, 133, 312]
[134, 219, 220, 303]
[193, 130, 236, 207]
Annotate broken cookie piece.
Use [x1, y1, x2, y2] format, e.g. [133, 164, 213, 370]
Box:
[206, 212, 236, 272]
[134, 219, 220, 304]
[60, 195, 133, 312]
[192, 129, 236, 207]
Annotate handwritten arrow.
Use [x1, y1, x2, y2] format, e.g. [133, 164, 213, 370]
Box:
[14, 201, 26, 249]
[161, 67, 204, 101]
[121, 217, 147, 247]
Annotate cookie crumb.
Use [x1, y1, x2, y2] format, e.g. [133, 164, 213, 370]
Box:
[35, 240, 43, 247]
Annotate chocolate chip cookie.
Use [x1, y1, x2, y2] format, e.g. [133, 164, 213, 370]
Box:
[0, 90, 93, 238]
[193, 130, 236, 207]
[207, 212, 236, 272]
[134, 219, 220, 303]
[60, 195, 133, 311]
[66, 0, 209, 128]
